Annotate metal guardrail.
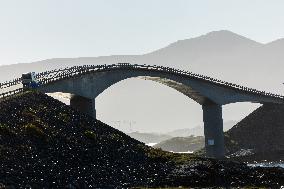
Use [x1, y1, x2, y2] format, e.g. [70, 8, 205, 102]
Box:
[0, 78, 22, 89]
[0, 88, 24, 101]
[0, 63, 283, 100]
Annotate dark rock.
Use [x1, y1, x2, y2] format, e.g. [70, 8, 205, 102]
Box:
[225, 103, 284, 162]
[0, 91, 283, 188]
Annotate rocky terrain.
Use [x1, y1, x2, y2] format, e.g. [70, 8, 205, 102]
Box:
[154, 136, 204, 153]
[225, 103, 284, 162]
[0, 91, 284, 188]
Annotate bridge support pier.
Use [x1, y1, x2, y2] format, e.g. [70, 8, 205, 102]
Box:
[70, 95, 96, 119]
[202, 103, 225, 159]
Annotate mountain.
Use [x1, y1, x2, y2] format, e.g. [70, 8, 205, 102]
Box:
[166, 120, 238, 137]
[1, 30, 283, 89]
[154, 136, 204, 153]
[1, 30, 284, 134]
[128, 120, 238, 151]
[0, 30, 263, 81]
[127, 131, 172, 144]
[127, 121, 238, 145]
[147, 30, 261, 63]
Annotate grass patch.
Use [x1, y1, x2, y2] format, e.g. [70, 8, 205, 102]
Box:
[58, 112, 70, 123]
[110, 133, 124, 142]
[84, 130, 97, 140]
[0, 124, 14, 136]
[25, 123, 46, 141]
[138, 145, 197, 164]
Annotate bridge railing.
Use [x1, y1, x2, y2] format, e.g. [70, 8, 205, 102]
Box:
[0, 78, 22, 89]
[24, 63, 284, 99]
[0, 88, 24, 101]
[0, 63, 283, 100]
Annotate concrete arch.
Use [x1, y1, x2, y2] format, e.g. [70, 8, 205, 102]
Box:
[36, 64, 284, 159]
[40, 69, 210, 105]
[38, 68, 283, 106]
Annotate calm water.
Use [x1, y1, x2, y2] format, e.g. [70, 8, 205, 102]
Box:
[248, 162, 284, 168]
[145, 145, 284, 168]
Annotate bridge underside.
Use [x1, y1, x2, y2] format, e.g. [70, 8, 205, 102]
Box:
[140, 76, 213, 104]
[38, 68, 284, 159]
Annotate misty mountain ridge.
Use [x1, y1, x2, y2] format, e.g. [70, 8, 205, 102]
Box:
[0, 30, 284, 75]
[127, 131, 172, 144]
[165, 120, 237, 137]
[128, 120, 238, 144]
[1, 30, 284, 91]
[149, 30, 261, 56]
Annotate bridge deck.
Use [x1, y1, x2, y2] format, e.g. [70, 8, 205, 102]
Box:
[0, 63, 283, 102]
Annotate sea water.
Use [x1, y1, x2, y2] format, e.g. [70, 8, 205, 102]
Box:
[248, 162, 284, 168]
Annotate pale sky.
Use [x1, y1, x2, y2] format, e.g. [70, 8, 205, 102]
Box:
[1, 0, 284, 66]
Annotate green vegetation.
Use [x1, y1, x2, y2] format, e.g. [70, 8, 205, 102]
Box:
[139, 144, 197, 164]
[84, 130, 97, 140]
[25, 123, 46, 141]
[0, 124, 13, 135]
[154, 135, 204, 153]
[22, 107, 42, 122]
[58, 112, 70, 123]
[110, 133, 124, 142]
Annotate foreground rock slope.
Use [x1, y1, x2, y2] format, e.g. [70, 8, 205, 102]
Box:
[0, 91, 283, 188]
[225, 103, 284, 162]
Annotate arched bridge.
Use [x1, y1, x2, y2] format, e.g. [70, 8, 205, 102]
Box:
[1, 63, 283, 159]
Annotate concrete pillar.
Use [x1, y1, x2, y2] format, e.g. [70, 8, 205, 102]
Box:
[70, 95, 96, 119]
[202, 103, 224, 159]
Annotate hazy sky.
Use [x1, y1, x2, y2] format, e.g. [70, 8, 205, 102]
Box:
[1, 0, 284, 66]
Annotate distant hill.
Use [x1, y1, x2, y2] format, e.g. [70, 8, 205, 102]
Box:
[127, 131, 172, 144]
[147, 30, 261, 69]
[151, 120, 237, 153]
[128, 120, 238, 145]
[166, 120, 238, 137]
[154, 136, 204, 153]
